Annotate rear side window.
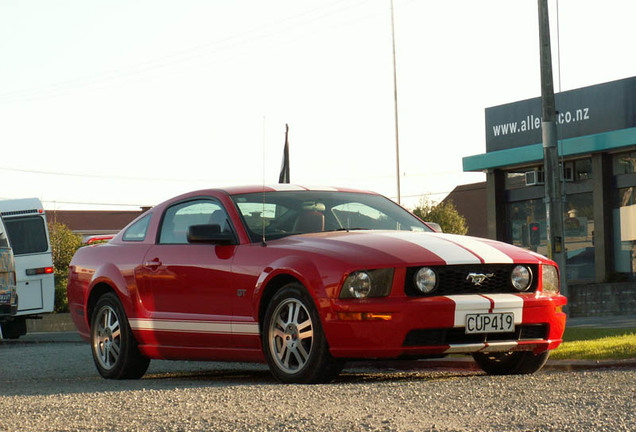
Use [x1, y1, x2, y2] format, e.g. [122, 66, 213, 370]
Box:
[4, 216, 48, 255]
[123, 214, 151, 242]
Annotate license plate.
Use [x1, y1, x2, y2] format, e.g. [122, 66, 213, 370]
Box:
[465, 313, 515, 334]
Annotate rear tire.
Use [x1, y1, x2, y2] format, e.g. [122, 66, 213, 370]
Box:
[472, 350, 550, 375]
[91, 292, 150, 379]
[262, 282, 344, 384]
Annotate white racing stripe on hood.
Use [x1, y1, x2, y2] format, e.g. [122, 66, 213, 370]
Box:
[381, 232, 481, 264]
[437, 234, 514, 264]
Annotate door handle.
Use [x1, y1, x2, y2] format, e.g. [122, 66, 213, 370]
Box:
[143, 259, 162, 268]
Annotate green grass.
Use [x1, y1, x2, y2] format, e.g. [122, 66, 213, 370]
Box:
[550, 327, 636, 360]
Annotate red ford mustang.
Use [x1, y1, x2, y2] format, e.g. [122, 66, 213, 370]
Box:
[67, 185, 567, 383]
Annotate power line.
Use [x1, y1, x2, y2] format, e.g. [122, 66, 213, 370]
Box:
[0, 166, 208, 183]
[0, 0, 372, 105]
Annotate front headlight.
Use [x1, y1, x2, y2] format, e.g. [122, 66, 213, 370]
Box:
[340, 268, 394, 299]
[541, 265, 560, 294]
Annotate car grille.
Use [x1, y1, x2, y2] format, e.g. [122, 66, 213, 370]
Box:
[403, 324, 548, 347]
[404, 264, 539, 296]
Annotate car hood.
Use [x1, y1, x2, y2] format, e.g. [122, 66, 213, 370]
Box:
[269, 230, 550, 268]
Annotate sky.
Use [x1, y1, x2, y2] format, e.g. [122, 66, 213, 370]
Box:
[1, 0, 636, 211]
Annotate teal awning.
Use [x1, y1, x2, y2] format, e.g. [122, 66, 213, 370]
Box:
[463, 127, 636, 172]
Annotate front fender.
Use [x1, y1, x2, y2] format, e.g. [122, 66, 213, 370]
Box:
[253, 254, 343, 321]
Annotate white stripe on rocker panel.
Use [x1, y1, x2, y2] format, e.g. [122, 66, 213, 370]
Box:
[129, 319, 259, 335]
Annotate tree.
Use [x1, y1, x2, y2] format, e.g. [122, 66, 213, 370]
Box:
[412, 198, 468, 235]
[48, 222, 83, 312]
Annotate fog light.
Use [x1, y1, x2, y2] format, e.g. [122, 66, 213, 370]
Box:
[414, 267, 437, 294]
[511, 265, 532, 291]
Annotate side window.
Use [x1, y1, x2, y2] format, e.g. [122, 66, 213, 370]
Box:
[159, 199, 230, 244]
[123, 214, 151, 242]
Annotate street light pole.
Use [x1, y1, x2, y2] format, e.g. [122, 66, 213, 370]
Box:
[538, 0, 567, 297]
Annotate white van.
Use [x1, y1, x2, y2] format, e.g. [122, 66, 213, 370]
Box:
[0, 198, 54, 338]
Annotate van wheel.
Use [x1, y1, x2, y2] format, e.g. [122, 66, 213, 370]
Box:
[0, 317, 26, 339]
[91, 292, 150, 379]
[262, 282, 343, 384]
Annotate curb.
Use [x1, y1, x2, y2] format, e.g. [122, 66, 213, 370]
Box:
[26, 313, 76, 333]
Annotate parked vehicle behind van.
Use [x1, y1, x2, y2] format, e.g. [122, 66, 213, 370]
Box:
[0, 198, 54, 339]
[0, 215, 18, 335]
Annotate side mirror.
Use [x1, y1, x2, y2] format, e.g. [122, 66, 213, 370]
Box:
[426, 222, 443, 233]
[187, 224, 236, 245]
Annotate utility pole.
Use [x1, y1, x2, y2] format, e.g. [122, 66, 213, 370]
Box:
[390, 0, 401, 205]
[538, 0, 567, 297]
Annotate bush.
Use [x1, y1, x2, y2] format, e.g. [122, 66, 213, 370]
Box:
[412, 198, 468, 235]
[49, 222, 83, 312]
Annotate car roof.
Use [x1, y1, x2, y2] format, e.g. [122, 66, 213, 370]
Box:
[193, 185, 378, 196]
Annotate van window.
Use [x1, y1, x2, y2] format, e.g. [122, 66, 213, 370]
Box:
[4, 216, 48, 255]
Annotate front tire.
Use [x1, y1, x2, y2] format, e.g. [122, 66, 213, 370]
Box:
[262, 282, 343, 384]
[472, 350, 550, 375]
[91, 292, 150, 379]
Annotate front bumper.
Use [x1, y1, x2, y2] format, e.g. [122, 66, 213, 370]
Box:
[323, 293, 567, 359]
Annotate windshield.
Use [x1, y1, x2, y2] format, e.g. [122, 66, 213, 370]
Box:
[231, 190, 432, 242]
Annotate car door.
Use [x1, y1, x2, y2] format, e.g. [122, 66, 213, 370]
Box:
[139, 198, 238, 348]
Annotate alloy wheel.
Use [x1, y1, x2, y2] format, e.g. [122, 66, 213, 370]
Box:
[93, 305, 122, 370]
[268, 298, 314, 374]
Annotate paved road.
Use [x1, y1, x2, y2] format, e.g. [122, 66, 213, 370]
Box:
[1, 333, 635, 431]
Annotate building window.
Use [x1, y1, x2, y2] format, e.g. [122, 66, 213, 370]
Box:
[507, 198, 547, 255]
[504, 159, 592, 191]
[573, 158, 593, 181]
[505, 171, 532, 190]
[613, 187, 636, 279]
[613, 151, 636, 175]
[564, 192, 595, 281]
[506, 192, 595, 281]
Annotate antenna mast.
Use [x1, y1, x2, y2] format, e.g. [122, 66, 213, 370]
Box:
[390, 0, 401, 205]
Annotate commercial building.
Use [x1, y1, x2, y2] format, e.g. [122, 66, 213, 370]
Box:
[463, 76, 636, 317]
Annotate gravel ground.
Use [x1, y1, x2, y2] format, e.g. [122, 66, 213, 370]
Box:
[1, 338, 635, 431]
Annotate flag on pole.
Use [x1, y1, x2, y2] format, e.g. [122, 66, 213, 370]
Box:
[278, 124, 290, 184]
